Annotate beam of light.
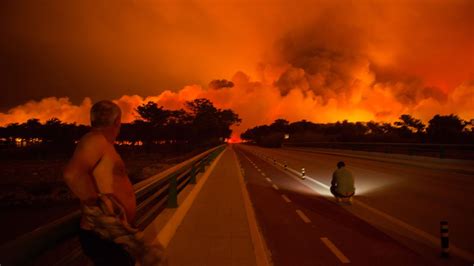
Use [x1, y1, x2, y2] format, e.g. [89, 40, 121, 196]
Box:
[254, 151, 397, 198]
[302, 173, 396, 198]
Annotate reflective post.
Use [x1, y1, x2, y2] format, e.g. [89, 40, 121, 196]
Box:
[440, 221, 449, 258]
[301, 168, 305, 179]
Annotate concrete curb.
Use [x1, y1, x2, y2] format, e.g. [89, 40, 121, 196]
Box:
[151, 147, 226, 248]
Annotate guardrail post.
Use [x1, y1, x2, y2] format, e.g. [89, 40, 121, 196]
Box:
[190, 165, 197, 184]
[167, 175, 178, 208]
[439, 145, 445, 159]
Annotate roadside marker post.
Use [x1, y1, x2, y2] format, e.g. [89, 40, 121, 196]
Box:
[301, 168, 305, 179]
[440, 221, 449, 258]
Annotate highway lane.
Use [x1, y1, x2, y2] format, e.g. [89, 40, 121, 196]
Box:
[234, 146, 435, 266]
[236, 144, 474, 264]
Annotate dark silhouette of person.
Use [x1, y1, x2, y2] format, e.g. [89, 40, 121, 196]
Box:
[330, 161, 355, 203]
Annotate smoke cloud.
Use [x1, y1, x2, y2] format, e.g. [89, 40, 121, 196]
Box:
[1, 0, 473, 140]
[208, 79, 234, 90]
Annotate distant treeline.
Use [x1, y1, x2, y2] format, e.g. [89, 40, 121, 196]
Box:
[0, 98, 241, 157]
[241, 114, 474, 147]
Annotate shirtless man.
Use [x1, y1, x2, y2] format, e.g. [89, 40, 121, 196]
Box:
[63, 100, 136, 265]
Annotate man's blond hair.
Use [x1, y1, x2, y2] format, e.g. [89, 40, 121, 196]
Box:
[90, 100, 121, 128]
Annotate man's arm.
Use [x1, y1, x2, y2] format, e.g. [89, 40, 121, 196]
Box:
[331, 171, 337, 186]
[63, 135, 107, 201]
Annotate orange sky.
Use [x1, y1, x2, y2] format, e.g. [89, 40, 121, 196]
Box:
[1, 0, 473, 138]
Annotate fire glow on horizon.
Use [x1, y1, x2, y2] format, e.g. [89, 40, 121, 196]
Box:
[1, 0, 473, 140]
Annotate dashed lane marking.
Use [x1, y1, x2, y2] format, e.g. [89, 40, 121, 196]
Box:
[272, 184, 279, 190]
[320, 237, 351, 264]
[246, 149, 474, 263]
[266, 178, 272, 183]
[295, 209, 311, 223]
[281, 194, 291, 203]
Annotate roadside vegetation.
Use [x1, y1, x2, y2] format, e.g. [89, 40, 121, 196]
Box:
[0, 98, 241, 243]
[241, 114, 474, 148]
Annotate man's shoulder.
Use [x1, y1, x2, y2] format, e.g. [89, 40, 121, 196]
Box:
[78, 132, 109, 149]
[341, 168, 354, 177]
[335, 168, 353, 177]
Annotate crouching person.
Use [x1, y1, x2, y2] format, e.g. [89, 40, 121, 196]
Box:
[330, 161, 355, 203]
[63, 100, 166, 265]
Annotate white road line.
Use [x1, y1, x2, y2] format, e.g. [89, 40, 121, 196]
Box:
[232, 150, 272, 266]
[295, 209, 311, 223]
[261, 172, 266, 176]
[281, 194, 291, 203]
[320, 237, 350, 263]
[272, 184, 279, 190]
[266, 177, 272, 183]
[353, 200, 474, 262]
[291, 165, 474, 261]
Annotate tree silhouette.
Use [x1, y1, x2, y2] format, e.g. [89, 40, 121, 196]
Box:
[270, 119, 289, 132]
[43, 118, 65, 144]
[130, 98, 240, 147]
[395, 114, 425, 133]
[185, 98, 241, 142]
[427, 114, 466, 143]
[241, 114, 473, 145]
[25, 118, 42, 142]
[136, 102, 170, 126]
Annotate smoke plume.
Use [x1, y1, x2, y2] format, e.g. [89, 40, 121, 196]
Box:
[1, 0, 473, 140]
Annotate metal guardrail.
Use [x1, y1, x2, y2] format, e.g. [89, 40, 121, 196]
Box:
[283, 142, 474, 160]
[0, 145, 226, 266]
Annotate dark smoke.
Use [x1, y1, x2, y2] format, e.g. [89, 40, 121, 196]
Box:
[209, 79, 234, 89]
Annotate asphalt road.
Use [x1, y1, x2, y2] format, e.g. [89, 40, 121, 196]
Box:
[234, 144, 473, 266]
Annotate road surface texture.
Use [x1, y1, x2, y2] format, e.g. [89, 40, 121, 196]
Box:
[234, 144, 473, 266]
[166, 148, 258, 266]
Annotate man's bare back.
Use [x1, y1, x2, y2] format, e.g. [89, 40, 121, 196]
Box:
[64, 131, 136, 224]
[62, 100, 167, 265]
